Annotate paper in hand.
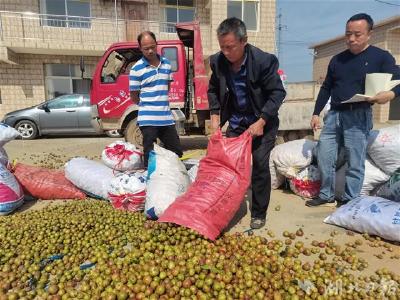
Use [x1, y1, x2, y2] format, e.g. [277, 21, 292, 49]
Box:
[342, 94, 371, 104]
[342, 73, 400, 104]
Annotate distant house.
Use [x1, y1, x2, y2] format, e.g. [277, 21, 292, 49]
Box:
[310, 15, 400, 123]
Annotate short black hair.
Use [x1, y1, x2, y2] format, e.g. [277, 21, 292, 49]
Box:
[347, 13, 374, 31]
[216, 17, 247, 41]
[137, 31, 157, 46]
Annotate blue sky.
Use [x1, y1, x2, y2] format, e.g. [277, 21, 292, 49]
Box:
[276, 0, 400, 82]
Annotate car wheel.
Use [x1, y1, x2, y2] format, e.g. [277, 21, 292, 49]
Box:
[105, 129, 122, 138]
[15, 120, 38, 140]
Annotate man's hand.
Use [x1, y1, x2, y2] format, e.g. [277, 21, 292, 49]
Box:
[130, 91, 140, 104]
[248, 118, 266, 137]
[310, 115, 321, 131]
[368, 91, 395, 105]
[210, 114, 220, 135]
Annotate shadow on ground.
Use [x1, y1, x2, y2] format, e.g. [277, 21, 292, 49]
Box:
[180, 135, 209, 151]
[223, 191, 252, 233]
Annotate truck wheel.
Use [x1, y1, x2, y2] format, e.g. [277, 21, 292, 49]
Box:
[124, 118, 143, 148]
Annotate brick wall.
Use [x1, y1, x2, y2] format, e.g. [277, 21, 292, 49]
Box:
[251, 0, 276, 53]
[0, 0, 277, 118]
[387, 28, 400, 61]
[0, 0, 39, 12]
[0, 0, 275, 57]
[208, 0, 276, 56]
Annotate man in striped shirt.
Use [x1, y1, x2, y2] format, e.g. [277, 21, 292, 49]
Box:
[129, 31, 183, 167]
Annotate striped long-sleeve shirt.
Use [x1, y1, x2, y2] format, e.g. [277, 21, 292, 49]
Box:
[129, 55, 175, 127]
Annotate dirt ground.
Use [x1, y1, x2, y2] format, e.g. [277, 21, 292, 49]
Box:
[3, 135, 400, 279]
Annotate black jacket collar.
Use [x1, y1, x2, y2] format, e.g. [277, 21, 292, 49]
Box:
[218, 44, 256, 82]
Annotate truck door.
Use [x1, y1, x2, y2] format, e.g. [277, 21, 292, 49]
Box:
[96, 50, 132, 119]
[175, 22, 209, 111]
[159, 45, 186, 107]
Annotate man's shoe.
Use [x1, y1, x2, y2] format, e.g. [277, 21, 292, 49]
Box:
[305, 198, 335, 207]
[250, 217, 266, 229]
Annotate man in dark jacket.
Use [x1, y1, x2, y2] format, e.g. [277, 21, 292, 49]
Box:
[208, 17, 286, 229]
[307, 13, 400, 208]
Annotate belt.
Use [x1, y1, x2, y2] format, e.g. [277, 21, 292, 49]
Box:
[331, 102, 371, 111]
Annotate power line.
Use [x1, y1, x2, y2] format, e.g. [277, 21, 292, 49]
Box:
[374, 0, 400, 6]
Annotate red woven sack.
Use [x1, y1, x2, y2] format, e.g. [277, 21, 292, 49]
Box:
[158, 130, 252, 240]
[13, 163, 85, 200]
[290, 178, 321, 198]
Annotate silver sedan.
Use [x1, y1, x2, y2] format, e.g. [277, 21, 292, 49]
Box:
[2, 94, 120, 139]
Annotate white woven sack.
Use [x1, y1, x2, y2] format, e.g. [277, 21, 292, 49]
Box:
[109, 172, 146, 196]
[102, 141, 143, 171]
[335, 158, 390, 200]
[367, 125, 400, 175]
[65, 157, 117, 200]
[0, 123, 20, 147]
[362, 158, 390, 195]
[272, 139, 317, 178]
[269, 149, 285, 189]
[145, 144, 190, 219]
[324, 196, 400, 242]
[376, 169, 400, 202]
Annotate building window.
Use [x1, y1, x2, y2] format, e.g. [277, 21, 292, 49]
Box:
[40, 0, 91, 28]
[160, 0, 195, 33]
[45, 64, 93, 99]
[227, 0, 259, 31]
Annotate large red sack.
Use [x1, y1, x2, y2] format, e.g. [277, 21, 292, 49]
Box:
[158, 130, 252, 240]
[13, 163, 85, 200]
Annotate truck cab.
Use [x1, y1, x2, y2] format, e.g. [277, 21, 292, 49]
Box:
[90, 40, 187, 144]
[90, 22, 209, 146]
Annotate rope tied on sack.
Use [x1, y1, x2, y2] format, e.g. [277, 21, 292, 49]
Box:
[109, 189, 146, 212]
[105, 143, 143, 173]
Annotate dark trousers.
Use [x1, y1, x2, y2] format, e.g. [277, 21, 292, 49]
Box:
[226, 120, 278, 219]
[140, 125, 183, 167]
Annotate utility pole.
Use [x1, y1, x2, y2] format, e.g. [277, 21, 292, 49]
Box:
[276, 9, 283, 60]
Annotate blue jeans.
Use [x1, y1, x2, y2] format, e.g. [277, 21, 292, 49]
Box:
[317, 107, 372, 202]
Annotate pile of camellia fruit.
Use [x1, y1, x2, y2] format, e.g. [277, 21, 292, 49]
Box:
[0, 201, 399, 300]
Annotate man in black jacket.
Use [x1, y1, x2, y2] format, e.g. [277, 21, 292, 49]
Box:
[208, 17, 286, 229]
[307, 13, 400, 208]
